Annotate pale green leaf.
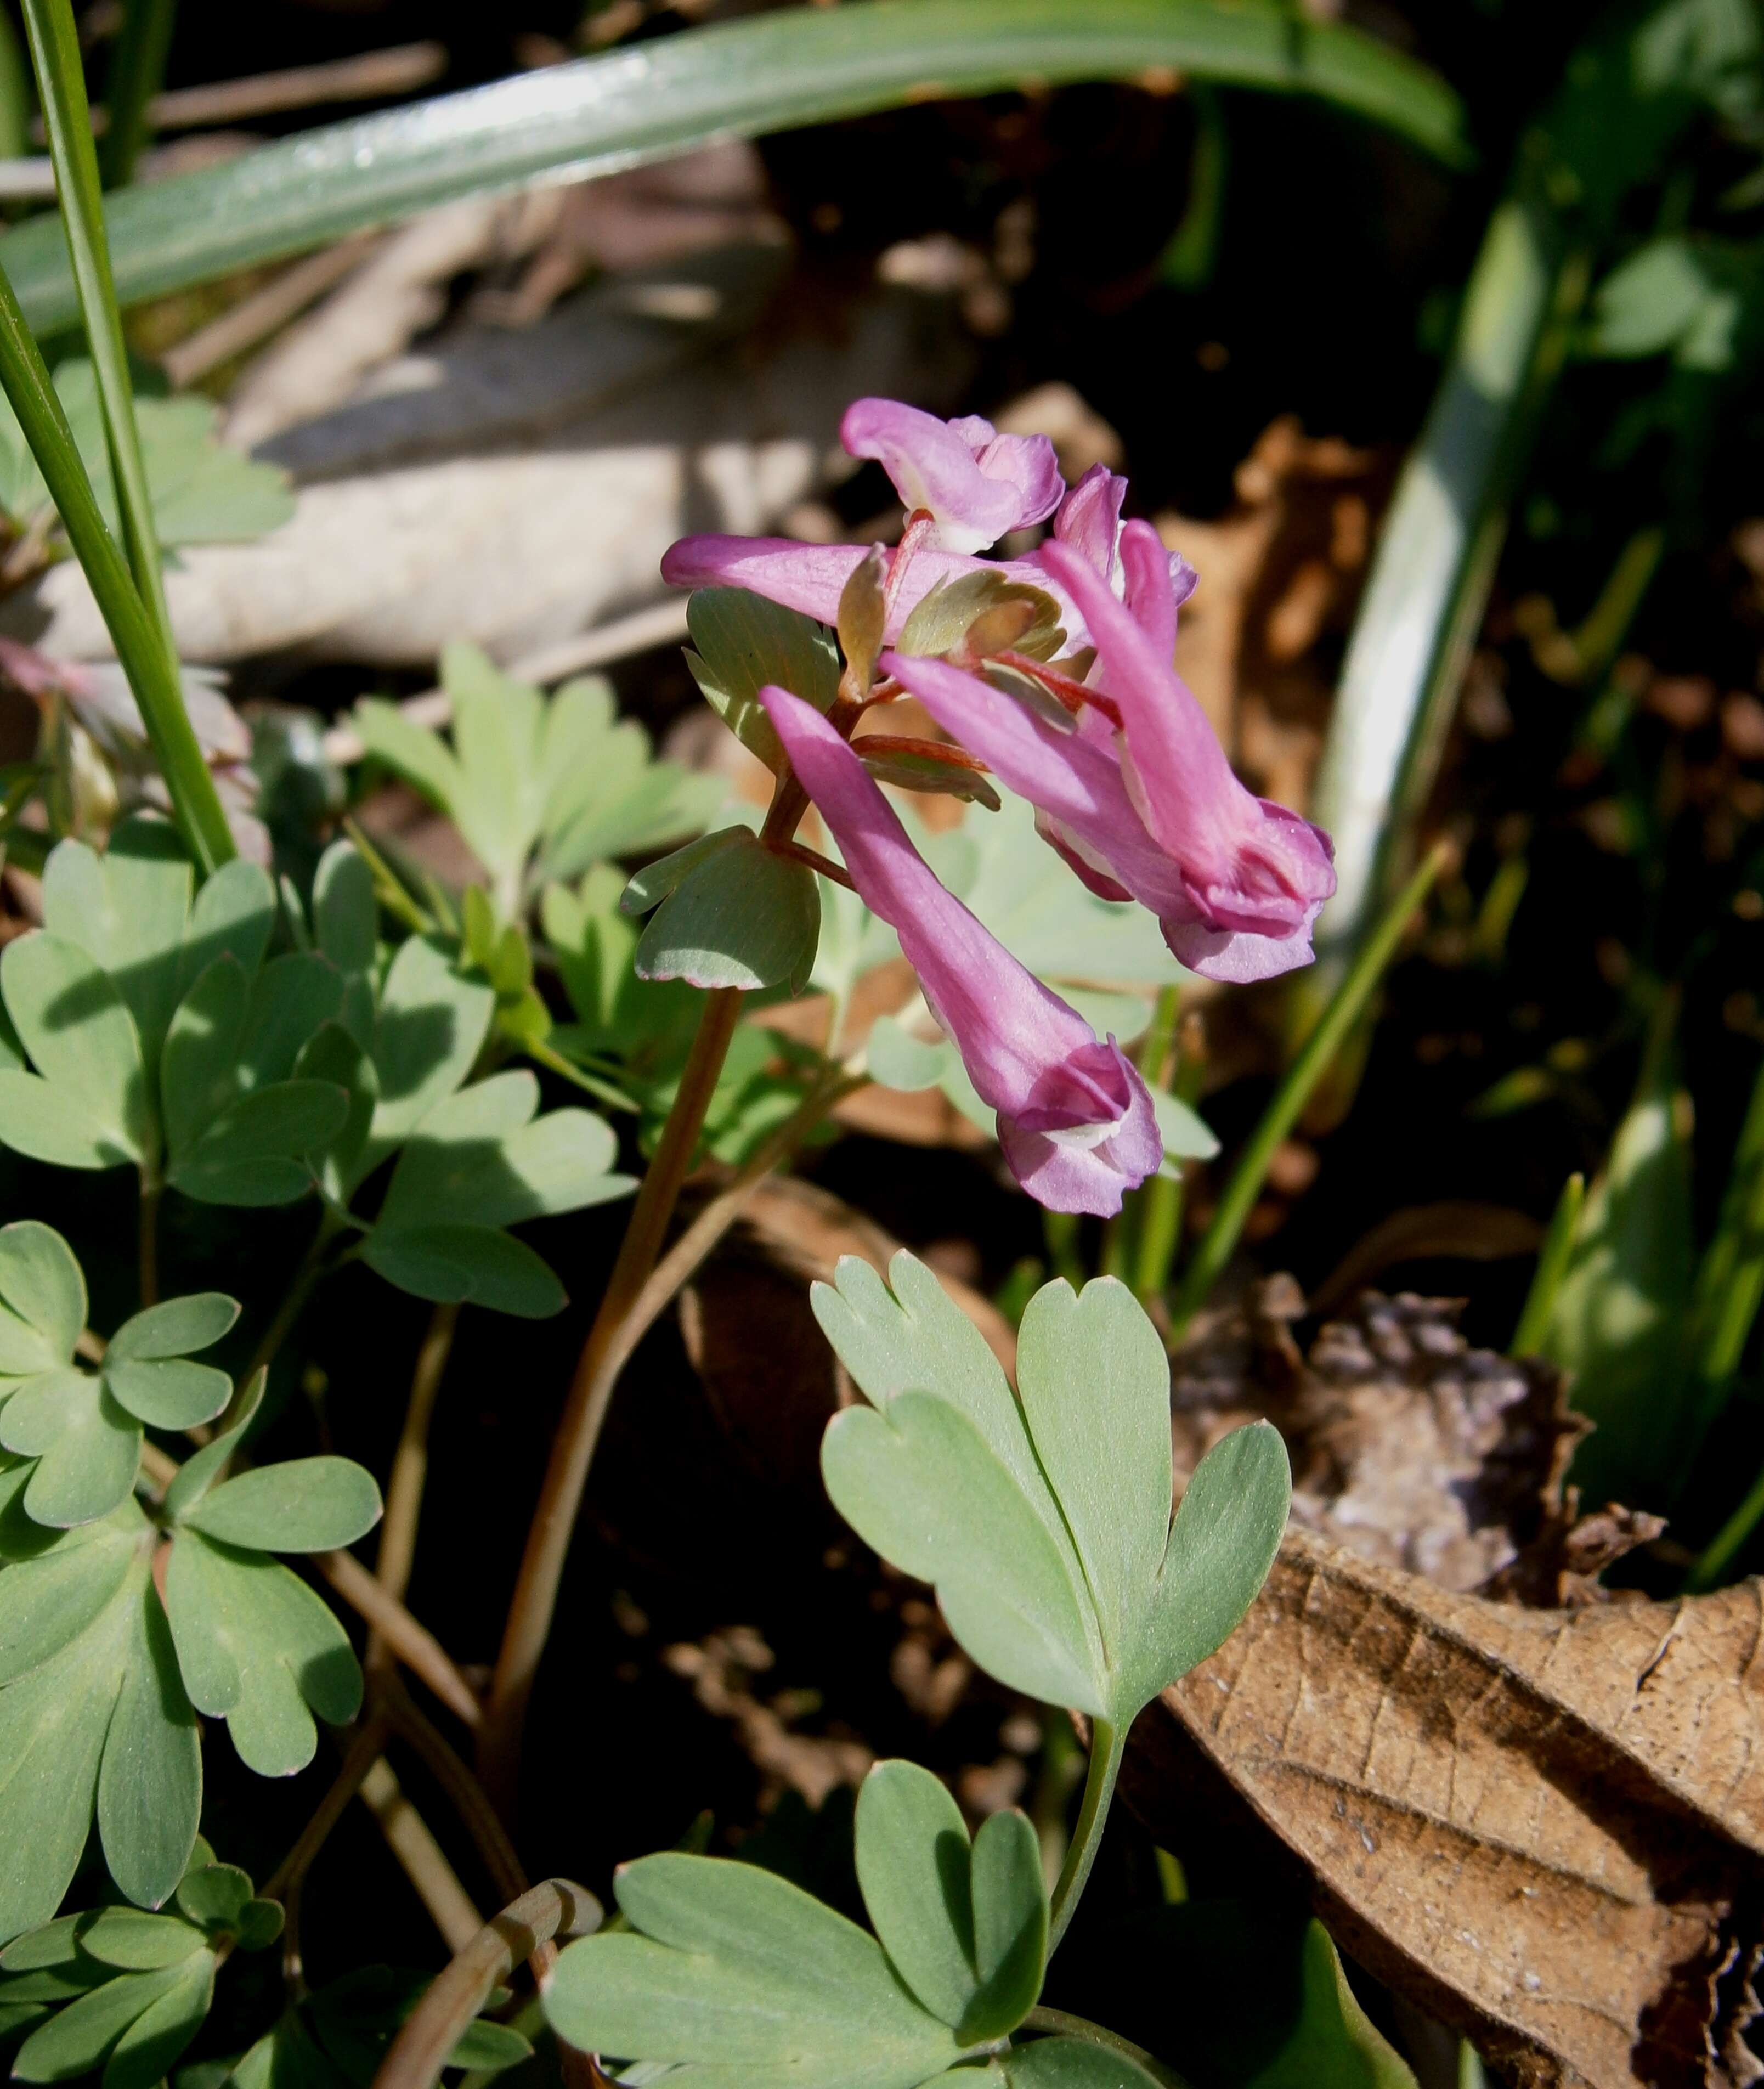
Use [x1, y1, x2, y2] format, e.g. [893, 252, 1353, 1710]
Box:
[104, 1358, 230, 1431]
[0, 1222, 84, 1379]
[101, 1951, 214, 2089]
[169, 1081, 350, 1207]
[361, 937, 495, 1176]
[620, 827, 746, 916]
[1, 1369, 142, 1528]
[966, 1810, 1045, 2044]
[108, 1294, 238, 1363]
[164, 1531, 363, 1777]
[41, 820, 191, 1075]
[292, 1023, 377, 1205]
[1242, 1922, 1417, 2089]
[363, 1223, 567, 1318]
[180, 1459, 382, 1553]
[177, 859, 276, 997]
[546, 1853, 969, 2086]
[1, 934, 151, 1166]
[75, 1911, 203, 1971]
[853, 1762, 975, 2030]
[1001, 2038, 1163, 2087]
[12, 1963, 190, 2082]
[310, 843, 376, 1046]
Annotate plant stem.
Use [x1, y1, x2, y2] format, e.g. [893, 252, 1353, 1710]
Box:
[480, 984, 743, 1809]
[377, 1670, 525, 1904]
[1020, 2008, 1191, 2089]
[266, 1716, 391, 1992]
[137, 1170, 160, 1307]
[1510, 1171, 1584, 1357]
[314, 1548, 482, 1730]
[372, 1880, 598, 2089]
[19, 0, 176, 654]
[0, 258, 231, 872]
[369, 1301, 459, 1665]
[98, 0, 177, 189]
[358, 1757, 483, 1954]
[1168, 844, 1447, 1341]
[1047, 1718, 1123, 1954]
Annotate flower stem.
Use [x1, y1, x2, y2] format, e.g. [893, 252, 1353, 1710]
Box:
[1020, 2007, 1190, 2088]
[479, 984, 743, 1810]
[1048, 1717, 1123, 1954]
[1168, 843, 1447, 1341]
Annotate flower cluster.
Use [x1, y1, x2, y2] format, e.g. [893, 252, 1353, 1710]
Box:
[663, 398, 1336, 1216]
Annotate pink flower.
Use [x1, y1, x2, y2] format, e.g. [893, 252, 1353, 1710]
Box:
[757, 685, 1161, 1216]
[884, 518, 1336, 985]
[658, 533, 1082, 646]
[1039, 462, 1197, 624]
[840, 398, 1064, 554]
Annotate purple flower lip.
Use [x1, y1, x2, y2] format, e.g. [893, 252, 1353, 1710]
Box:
[755, 682, 1161, 1216]
[840, 398, 1064, 554]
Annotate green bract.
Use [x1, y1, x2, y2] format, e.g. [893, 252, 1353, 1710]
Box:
[816, 1255, 1290, 1726]
[0, 818, 348, 1202]
[686, 587, 840, 774]
[624, 826, 822, 998]
[352, 642, 723, 914]
[0, 1221, 234, 1526]
[0, 1845, 281, 2089]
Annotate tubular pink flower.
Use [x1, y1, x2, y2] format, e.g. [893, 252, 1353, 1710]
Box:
[757, 685, 1160, 1216]
[659, 533, 1085, 646]
[840, 398, 1064, 554]
[1039, 464, 1198, 628]
[883, 522, 1336, 985]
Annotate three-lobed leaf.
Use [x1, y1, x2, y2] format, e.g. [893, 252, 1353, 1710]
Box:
[817, 1255, 1290, 1727]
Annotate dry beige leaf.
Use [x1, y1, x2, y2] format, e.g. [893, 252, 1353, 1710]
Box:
[1123, 1531, 1764, 2089]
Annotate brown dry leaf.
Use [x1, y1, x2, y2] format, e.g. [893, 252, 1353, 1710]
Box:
[1123, 1529, 1764, 2089]
[1158, 415, 1390, 812]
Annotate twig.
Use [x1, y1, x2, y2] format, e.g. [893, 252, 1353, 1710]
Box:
[161, 233, 381, 388]
[370, 1301, 459, 1663]
[264, 1717, 392, 1993]
[479, 986, 744, 1808]
[479, 1057, 863, 1806]
[371, 1881, 600, 2089]
[377, 1670, 525, 1906]
[358, 1758, 484, 1954]
[146, 42, 446, 131]
[315, 1547, 483, 1730]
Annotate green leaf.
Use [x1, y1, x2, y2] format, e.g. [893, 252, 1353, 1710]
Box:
[13, 1961, 195, 2082]
[817, 1256, 1289, 1724]
[0, 1222, 84, 1380]
[161, 1369, 262, 1523]
[293, 1023, 377, 1206]
[853, 1762, 976, 2029]
[163, 1529, 363, 1777]
[0, 1, 1463, 338]
[360, 936, 495, 1178]
[177, 858, 276, 997]
[363, 1223, 567, 1319]
[1000, 2038, 1163, 2087]
[310, 843, 376, 1047]
[0, 1506, 199, 1940]
[1242, 1922, 1417, 2089]
[619, 826, 746, 916]
[75, 1911, 205, 1972]
[1, 1368, 142, 1527]
[686, 588, 841, 771]
[108, 1292, 238, 1362]
[858, 743, 1003, 812]
[966, 1811, 1045, 2044]
[100, 1950, 213, 2089]
[635, 827, 821, 993]
[41, 821, 192, 1078]
[1151, 1087, 1218, 1165]
[546, 1851, 971, 2086]
[1542, 1006, 1695, 1500]
[169, 1080, 350, 1207]
[178, 1459, 382, 1553]
[539, 675, 724, 879]
[172, 1864, 253, 1936]
[0, 931, 151, 1167]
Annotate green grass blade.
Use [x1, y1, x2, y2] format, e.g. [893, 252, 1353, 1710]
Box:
[1299, 0, 1757, 1002]
[19, 0, 174, 655]
[1511, 1171, 1585, 1358]
[0, 0, 1467, 331]
[0, 9, 31, 163]
[0, 259, 233, 872]
[1684, 1050, 1764, 1444]
[1168, 845, 1446, 1341]
[99, 0, 178, 190]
